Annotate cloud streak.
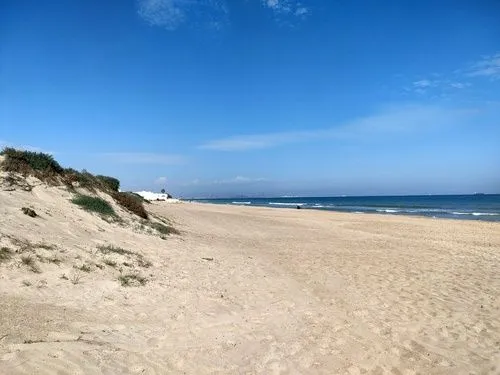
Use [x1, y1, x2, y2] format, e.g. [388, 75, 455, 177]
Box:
[412, 79, 436, 89]
[403, 51, 500, 96]
[468, 53, 500, 79]
[137, 0, 227, 30]
[199, 105, 471, 151]
[137, 0, 311, 30]
[262, 0, 310, 18]
[101, 152, 186, 165]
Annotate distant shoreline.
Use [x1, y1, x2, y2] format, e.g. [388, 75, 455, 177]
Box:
[190, 194, 500, 222]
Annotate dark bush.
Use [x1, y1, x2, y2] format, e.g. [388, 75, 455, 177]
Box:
[71, 195, 116, 216]
[96, 175, 120, 192]
[1, 147, 63, 175]
[113, 192, 148, 219]
[63, 169, 113, 193]
[21, 207, 37, 217]
[129, 192, 151, 204]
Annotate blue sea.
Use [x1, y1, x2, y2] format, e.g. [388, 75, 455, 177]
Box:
[194, 194, 500, 222]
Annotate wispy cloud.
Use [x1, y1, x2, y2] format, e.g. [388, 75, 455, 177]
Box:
[199, 105, 470, 151]
[467, 53, 500, 79]
[199, 131, 312, 151]
[403, 52, 500, 96]
[449, 82, 470, 89]
[409, 79, 471, 94]
[101, 152, 186, 165]
[410, 79, 440, 95]
[262, 0, 310, 18]
[137, 0, 311, 30]
[137, 0, 227, 30]
[413, 79, 436, 89]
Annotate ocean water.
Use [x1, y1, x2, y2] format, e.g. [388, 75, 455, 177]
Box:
[194, 194, 500, 222]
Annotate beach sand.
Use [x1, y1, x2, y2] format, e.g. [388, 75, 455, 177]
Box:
[1, 187, 499, 374]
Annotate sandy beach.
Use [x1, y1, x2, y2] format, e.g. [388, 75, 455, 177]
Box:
[1, 188, 499, 374]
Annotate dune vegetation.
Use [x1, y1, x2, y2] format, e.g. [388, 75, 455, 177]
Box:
[0, 147, 178, 287]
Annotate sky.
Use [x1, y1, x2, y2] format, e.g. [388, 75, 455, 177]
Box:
[1, 0, 499, 198]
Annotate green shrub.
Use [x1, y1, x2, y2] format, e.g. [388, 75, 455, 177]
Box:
[96, 175, 120, 192]
[1, 147, 63, 176]
[63, 169, 100, 191]
[113, 192, 148, 219]
[71, 195, 116, 216]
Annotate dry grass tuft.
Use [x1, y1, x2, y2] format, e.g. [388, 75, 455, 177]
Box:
[149, 221, 180, 235]
[118, 273, 147, 287]
[74, 263, 92, 273]
[97, 245, 135, 256]
[103, 258, 117, 267]
[0, 247, 13, 262]
[20, 254, 41, 273]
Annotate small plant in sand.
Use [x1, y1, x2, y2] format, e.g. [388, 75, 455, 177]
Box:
[141, 221, 180, 236]
[103, 258, 117, 267]
[21, 207, 37, 217]
[46, 256, 62, 265]
[70, 271, 82, 285]
[97, 245, 135, 256]
[118, 272, 147, 287]
[151, 222, 179, 235]
[74, 263, 92, 273]
[36, 242, 56, 250]
[20, 254, 41, 273]
[0, 247, 13, 262]
[71, 195, 116, 216]
[137, 256, 152, 268]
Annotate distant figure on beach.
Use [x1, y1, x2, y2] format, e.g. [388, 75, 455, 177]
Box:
[296, 205, 301, 209]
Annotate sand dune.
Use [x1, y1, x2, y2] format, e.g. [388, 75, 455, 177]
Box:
[1, 181, 499, 374]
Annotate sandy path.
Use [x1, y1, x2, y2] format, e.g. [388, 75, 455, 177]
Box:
[1, 197, 499, 374]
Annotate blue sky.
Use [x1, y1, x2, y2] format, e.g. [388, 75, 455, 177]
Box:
[1, 0, 499, 197]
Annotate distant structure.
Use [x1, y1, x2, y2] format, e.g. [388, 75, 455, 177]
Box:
[135, 191, 176, 201]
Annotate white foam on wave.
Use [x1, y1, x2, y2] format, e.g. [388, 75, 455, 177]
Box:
[269, 202, 305, 206]
[232, 201, 251, 205]
[452, 212, 499, 216]
[376, 209, 399, 213]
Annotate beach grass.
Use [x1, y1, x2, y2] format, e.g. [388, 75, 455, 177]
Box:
[71, 195, 116, 216]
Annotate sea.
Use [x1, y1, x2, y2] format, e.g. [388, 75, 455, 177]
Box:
[194, 194, 500, 222]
